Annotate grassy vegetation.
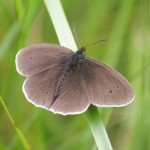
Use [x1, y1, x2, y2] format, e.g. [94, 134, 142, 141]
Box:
[0, 0, 150, 150]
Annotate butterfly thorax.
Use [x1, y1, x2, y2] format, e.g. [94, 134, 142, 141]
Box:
[52, 47, 86, 103]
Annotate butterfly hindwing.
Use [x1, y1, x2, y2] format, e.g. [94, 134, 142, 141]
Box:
[82, 58, 134, 107]
[23, 65, 65, 109]
[50, 63, 90, 115]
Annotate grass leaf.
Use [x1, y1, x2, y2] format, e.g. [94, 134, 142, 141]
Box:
[44, 0, 113, 149]
[0, 96, 31, 150]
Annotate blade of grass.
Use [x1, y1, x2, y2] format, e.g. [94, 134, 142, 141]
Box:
[44, 0, 113, 149]
[14, 0, 25, 21]
[7, 110, 40, 150]
[0, 96, 31, 150]
[86, 106, 113, 150]
[17, 0, 42, 46]
[44, 0, 77, 51]
[0, 23, 19, 59]
[105, 0, 135, 67]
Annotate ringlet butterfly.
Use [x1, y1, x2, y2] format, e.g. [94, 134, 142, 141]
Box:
[16, 43, 135, 115]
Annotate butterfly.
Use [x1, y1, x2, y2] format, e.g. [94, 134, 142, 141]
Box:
[16, 43, 135, 115]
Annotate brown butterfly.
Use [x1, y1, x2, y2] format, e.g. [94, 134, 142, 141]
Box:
[16, 44, 135, 115]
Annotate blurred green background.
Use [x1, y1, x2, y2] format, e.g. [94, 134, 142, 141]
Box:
[0, 0, 150, 150]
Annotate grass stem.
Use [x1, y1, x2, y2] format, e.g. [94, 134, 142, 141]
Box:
[0, 96, 31, 150]
[44, 0, 113, 149]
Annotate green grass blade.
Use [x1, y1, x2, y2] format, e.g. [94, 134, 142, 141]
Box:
[86, 106, 113, 150]
[44, 0, 77, 51]
[105, 0, 135, 67]
[0, 23, 19, 59]
[0, 96, 31, 150]
[44, 0, 113, 149]
[18, 0, 42, 45]
[14, 0, 25, 21]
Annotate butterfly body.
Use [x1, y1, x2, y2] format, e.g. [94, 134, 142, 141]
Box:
[16, 44, 134, 115]
[53, 47, 86, 103]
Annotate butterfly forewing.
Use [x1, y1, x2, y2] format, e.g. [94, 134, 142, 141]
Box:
[16, 44, 73, 77]
[82, 58, 134, 107]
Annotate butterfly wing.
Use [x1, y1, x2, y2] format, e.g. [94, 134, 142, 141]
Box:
[23, 65, 66, 109]
[16, 44, 73, 77]
[50, 63, 90, 115]
[82, 58, 135, 107]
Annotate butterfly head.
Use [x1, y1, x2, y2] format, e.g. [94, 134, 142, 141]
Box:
[76, 47, 86, 59]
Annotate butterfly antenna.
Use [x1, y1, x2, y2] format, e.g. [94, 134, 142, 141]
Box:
[72, 28, 81, 48]
[84, 39, 108, 48]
